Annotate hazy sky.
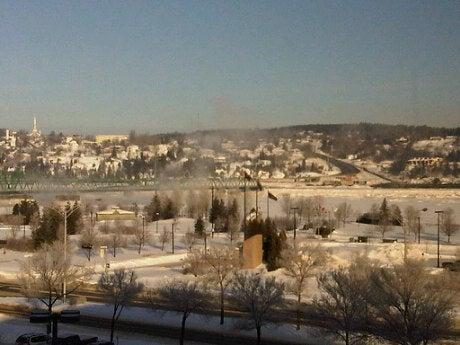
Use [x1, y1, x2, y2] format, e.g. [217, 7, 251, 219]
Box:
[1, 1, 459, 134]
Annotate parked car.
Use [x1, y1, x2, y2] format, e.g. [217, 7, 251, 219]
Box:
[15, 333, 51, 345]
[55, 334, 98, 345]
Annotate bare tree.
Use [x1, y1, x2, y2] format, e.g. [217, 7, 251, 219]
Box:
[185, 190, 198, 218]
[229, 272, 285, 345]
[18, 241, 93, 333]
[79, 224, 100, 261]
[171, 190, 184, 216]
[152, 279, 210, 345]
[312, 195, 325, 227]
[313, 259, 371, 345]
[302, 197, 315, 228]
[203, 247, 240, 325]
[182, 248, 207, 277]
[9, 215, 22, 240]
[98, 269, 144, 342]
[279, 243, 327, 330]
[29, 212, 40, 233]
[334, 202, 352, 228]
[197, 189, 210, 217]
[132, 219, 150, 254]
[376, 218, 392, 240]
[280, 194, 292, 220]
[404, 206, 419, 241]
[181, 230, 198, 252]
[367, 259, 456, 345]
[226, 215, 240, 244]
[109, 229, 125, 258]
[441, 208, 458, 243]
[158, 226, 170, 251]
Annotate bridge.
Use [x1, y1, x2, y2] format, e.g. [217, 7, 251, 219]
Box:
[0, 173, 261, 194]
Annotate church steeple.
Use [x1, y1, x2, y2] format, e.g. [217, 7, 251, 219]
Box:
[30, 116, 41, 138]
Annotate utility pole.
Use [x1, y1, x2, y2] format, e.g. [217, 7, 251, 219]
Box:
[266, 193, 269, 219]
[291, 207, 299, 240]
[417, 208, 427, 244]
[203, 216, 207, 252]
[63, 209, 67, 301]
[435, 210, 443, 268]
[210, 182, 215, 238]
[155, 212, 159, 233]
[56, 203, 81, 303]
[243, 180, 247, 238]
[171, 221, 175, 254]
[402, 216, 407, 262]
[141, 215, 145, 251]
[255, 188, 258, 216]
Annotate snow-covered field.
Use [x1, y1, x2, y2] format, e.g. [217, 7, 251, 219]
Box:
[0, 187, 458, 285]
[0, 188, 458, 344]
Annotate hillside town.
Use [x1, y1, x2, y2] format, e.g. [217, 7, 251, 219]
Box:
[1, 119, 459, 187]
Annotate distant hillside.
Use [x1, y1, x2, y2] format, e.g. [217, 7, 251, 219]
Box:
[131, 122, 457, 142]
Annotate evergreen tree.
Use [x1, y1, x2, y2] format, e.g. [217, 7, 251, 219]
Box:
[12, 199, 39, 225]
[144, 194, 162, 222]
[162, 198, 177, 219]
[33, 207, 63, 248]
[209, 197, 226, 224]
[262, 219, 286, 271]
[390, 204, 402, 226]
[228, 198, 239, 221]
[245, 218, 286, 271]
[194, 216, 205, 237]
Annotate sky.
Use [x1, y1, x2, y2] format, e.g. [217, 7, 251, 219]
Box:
[0, 1, 459, 134]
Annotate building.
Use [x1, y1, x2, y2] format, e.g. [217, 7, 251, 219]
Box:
[95, 135, 128, 144]
[407, 157, 444, 167]
[29, 117, 41, 138]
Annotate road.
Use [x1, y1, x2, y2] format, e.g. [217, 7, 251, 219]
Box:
[0, 312, 206, 345]
[0, 282, 323, 345]
[314, 152, 360, 175]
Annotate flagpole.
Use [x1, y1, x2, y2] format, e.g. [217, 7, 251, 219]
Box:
[255, 189, 259, 216]
[243, 178, 247, 238]
[267, 190, 270, 219]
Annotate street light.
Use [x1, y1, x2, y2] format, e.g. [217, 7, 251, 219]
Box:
[171, 219, 176, 254]
[155, 212, 160, 233]
[203, 215, 208, 252]
[52, 203, 82, 303]
[290, 207, 299, 240]
[435, 210, 444, 268]
[210, 179, 215, 238]
[417, 208, 428, 244]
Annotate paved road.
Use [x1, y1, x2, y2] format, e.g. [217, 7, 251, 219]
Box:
[314, 152, 360, 175]
[0, 312, 207, 345]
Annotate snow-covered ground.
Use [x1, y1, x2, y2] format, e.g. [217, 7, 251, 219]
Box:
[0, 187, 458, 285]
[0, 188, 458, 344]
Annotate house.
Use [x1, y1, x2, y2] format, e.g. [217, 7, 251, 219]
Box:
[407, 157, 444, 167]
[95, 135, 128, 143]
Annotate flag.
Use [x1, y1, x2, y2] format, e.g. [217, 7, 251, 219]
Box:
[268, 191, 278, 201]
[256, 180, 263, 191]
